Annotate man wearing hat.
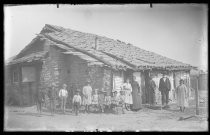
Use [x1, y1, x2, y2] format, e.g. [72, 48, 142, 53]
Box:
[59, 84, 68, 114]
[47, 83, 57, 115]
[72, 89, 82, 116]
[159, 72, 171, 108]
[82, 80, 93, 113]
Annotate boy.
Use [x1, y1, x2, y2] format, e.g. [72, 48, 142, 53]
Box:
[72, 89, 82, 116]
[104, 92, 112, 111]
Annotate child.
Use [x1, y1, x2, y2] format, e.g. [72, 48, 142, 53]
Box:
[118, 90, 126, 114]
[98, 89, 106, 113]
[72, 89, 82, 116]
[104, 92, 112, 111]
[92, 89, 99, 110]
[111, 91, 119, 113]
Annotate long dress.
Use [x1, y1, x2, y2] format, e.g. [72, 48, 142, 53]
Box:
[82, 85, 92, 105]
[131, 81, 142, 109]
[122, 83, 133, 104]
[176, 84, 189, 107]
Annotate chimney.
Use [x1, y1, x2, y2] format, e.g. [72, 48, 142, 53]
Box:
[94, 36, 98, 50]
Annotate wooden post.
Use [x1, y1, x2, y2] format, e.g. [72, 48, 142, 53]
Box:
[195, 76, 199, 115]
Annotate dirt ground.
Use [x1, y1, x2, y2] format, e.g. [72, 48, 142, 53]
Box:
[4, 103, 208, 132]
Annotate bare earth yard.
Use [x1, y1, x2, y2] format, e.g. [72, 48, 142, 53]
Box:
[4, 103, 208, 131]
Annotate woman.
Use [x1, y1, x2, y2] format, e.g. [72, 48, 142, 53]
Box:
[176, 79, 189, 112]
[131, 76, 142, 111]
[122, 78, 133, 111]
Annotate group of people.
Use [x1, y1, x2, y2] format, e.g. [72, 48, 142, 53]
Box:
[35, 76, 142, 116]
[148, 72, 190, 112]
[73, 77, 142, 116]
[35, 83, 69, 115]
[35, 72, 190, 116]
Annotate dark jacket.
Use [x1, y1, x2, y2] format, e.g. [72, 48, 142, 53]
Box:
[159, 77, 171, 92]
[48, 87, 57, 100]
[35, 90, 45, 103]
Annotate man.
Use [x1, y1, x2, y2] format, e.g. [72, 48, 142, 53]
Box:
[48, 83, 57, 116]
[148, 75, 156, 107]
[59, 84, 68, 114]
[82, 80, 93, 113]
[159, 72, 171, 108]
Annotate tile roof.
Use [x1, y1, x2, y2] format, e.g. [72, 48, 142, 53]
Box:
[38, 24, 193, 71]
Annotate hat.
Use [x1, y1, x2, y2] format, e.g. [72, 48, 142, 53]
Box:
[179, 79, 184, 83]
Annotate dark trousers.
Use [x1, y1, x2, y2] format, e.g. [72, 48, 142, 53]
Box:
[161, 91, 169, 106]
[73, 102, 80, 115]
[36, 101, 42, 113]
[50, 99, 56, 114]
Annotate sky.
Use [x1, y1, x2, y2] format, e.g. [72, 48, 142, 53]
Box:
[4, 4, 208, 71]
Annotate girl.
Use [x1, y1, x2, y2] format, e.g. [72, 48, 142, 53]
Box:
[122, 78, 133, 111]
[92, 89, 99, 111]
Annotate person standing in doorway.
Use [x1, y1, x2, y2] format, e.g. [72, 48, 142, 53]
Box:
[122, 78, 133, 111]
[59, 84, 68, 114]
[82, 80, 93, 113]
[131, 76, 142, 111]
[159, 72, 171, 108]
[148, 74, 156, 107]
[176, 79, 189, 112]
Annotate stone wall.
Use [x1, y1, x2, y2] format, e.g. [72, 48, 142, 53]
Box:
[102, 68, 112, 95]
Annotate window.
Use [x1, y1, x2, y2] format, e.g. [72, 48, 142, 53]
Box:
[22, 67, 36, 82]
[13, 69, 19, 83]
